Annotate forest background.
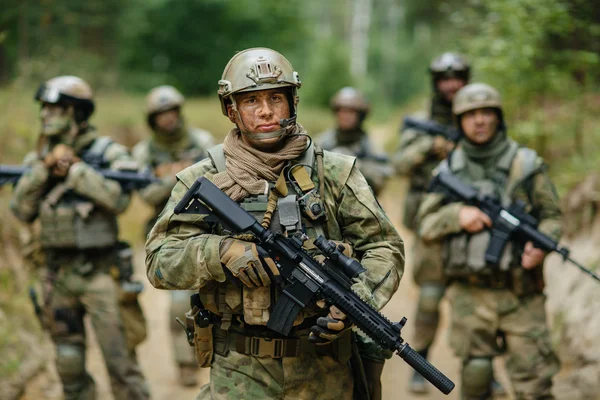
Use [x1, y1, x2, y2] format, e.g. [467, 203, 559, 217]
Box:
[0, 0, 599, 397]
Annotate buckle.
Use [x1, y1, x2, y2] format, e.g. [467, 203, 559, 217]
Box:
[250, 337, 284, 358]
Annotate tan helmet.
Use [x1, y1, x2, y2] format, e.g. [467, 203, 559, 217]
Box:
[35, 75, 94, 122]
[429, 52, 470, 82]
[453, 83, 502, 116]
[146, 85, 185, 116]
[330, 87, 370, 114]
[217, 47, 301, 118]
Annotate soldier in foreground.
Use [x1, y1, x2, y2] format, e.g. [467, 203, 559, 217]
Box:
[10, 76, 149, 400]
[133, 85, 214, 386]
[393, 53, 478, 393]
[145, 47, 403, 399]
[418, 83, 561, 399]
[316, 87, 391, 195]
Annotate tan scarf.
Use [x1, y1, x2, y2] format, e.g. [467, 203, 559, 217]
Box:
[213, 124, 309, 201]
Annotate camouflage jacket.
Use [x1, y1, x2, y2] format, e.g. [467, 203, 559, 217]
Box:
[133, 127, 214, 214]
[316, 128, 392, 195]
[11, 129, 132, 224]
[145, 146, 404, 312]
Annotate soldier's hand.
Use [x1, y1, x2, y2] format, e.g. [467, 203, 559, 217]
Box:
[431, 136, 452, 159]
[309, 305, 352, 345]
[43, 144, 80, 177]
[459, 206, 492, 233]
[219, 238, 279, 287]
[521, 241, 546, 269]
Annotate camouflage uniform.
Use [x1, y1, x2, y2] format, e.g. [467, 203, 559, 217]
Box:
[392, 54, 470, 385]
[133, 85, 214, 385]
[418, 83, 561, 399]
[316, 87, 392, 196]
[10, 76, 149, 400]
[145, 48, 404, 400]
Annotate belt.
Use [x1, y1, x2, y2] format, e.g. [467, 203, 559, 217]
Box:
[453, 272, 512, 289]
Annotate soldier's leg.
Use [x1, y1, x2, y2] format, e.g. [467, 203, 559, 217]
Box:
[170, 289, 199, 386]
[355, 333, 392, 400]
[501, 295, 559, 399]
[409, 282, 445, 393]
[81, 272, 150, 400]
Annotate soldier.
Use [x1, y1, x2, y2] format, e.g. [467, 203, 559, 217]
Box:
[10, 76, 150, 399]
[393, 52, 477, 393]
[133, 85, 214, 386]
[145, 48, 404, 399]
[316, 87, 392, 195]
[418, 83, 561, 399]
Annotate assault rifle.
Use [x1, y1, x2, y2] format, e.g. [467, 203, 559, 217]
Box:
[0, 164, 159, 192]
[429, 171, 600, 283]
[402, 116, 461, 143]
[174, 177, 455, 395]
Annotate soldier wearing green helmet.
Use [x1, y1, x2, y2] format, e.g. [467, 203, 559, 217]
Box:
[133, 84, 214, 387]
[418, 83, 561, 399]
[10, 76, 150, 400]
[316, 87, 392, 196]
[145, 47, 404, 399]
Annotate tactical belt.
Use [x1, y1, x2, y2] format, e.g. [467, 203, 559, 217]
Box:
[452, 272, 513, 290]
[215, 329, 352, 360]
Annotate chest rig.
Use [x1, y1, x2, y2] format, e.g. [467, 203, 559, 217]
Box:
[440, 141, 540, 279]
[200, 143, 331, 331]
[39, 137, 119, 250]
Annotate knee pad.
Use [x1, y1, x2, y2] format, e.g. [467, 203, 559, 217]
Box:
[418, 284, 445, 314]
[462, 357, 493, 399]
[56, 343, 86, 390]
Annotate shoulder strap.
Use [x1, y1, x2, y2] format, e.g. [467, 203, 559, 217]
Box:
[207, 144, 226, 173]
[82, 136, 113, 168]
[448, 147, 466, 172]
[506, 146, 542, 199]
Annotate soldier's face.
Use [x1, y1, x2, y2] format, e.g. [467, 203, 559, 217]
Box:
[461, 108, 499, 145]
[40, 102, 73, 136]
[154, 109, 181, 134]
[335, 108, 360, 131]
[228, 89, 290, 150]
[436, 77, 467, 103]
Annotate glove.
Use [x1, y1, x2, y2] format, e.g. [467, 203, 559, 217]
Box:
[309, 304, 353, 345]
[219, 238, 279, 287]
[43, 144, 80, 177]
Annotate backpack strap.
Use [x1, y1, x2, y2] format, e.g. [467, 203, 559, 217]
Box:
[81, 136, 113, 168]
[207, 144, 226, 173]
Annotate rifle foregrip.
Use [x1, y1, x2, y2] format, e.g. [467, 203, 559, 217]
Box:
[398, 344, 455, 394]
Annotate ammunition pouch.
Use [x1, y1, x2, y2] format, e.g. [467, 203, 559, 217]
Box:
[187, 307, 214, 368]
[444, 232, 513, 278]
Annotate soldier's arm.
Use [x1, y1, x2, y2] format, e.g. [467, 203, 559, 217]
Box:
[335, 166, 404, 310]
[132, 144, 178, 207]
[392, 130, 435, 175]
[64, 142, 131, 214]
[10, 158, 49, 222]
[529, 168, 562, 241]
[145, 162, 227, 290]
[417, 192, 464, 242]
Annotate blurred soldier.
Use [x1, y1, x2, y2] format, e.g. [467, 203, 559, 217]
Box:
[393, 53, 476, 393]
[316, 87, 392, 195]
[10, 76, 149, 400]
[418, 83, 561, 399]
[133, 85, 214, 386]
[145, 48, 403, 399]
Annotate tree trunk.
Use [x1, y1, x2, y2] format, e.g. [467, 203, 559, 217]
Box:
[350, 0, 373, 82]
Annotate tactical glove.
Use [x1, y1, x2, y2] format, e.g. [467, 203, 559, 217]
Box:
[219, 238, 279, 287]
[43, 144, 80, 177]
[309, 305, 353, 345]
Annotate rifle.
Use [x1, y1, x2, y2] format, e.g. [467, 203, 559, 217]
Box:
[0, 164, 159, 192]
[402, 116, 461, 143]
[174, 177, 455, 395]
[429, 171, 600, 283]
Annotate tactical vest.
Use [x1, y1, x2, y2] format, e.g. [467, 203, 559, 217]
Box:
[439, 141, 542, 280]
[39, 137, 119, 249]
[198, 143, 335, 331]
[146, 129, 209, 168]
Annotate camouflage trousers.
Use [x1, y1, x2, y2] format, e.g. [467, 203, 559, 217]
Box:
[195, 343, 354, 399]
[446, 283, 559, 399]
[170, 289, 199, 367]
[46, 251, 150, 400]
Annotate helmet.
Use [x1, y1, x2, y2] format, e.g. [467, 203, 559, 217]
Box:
[218, 48, 301, 118]
[146, 85, 184, 116]
[453, 83, 502, 116]
[330, 87, 370, 114]
[429, 52, 470, 82]
[35, 76, 94, 122]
